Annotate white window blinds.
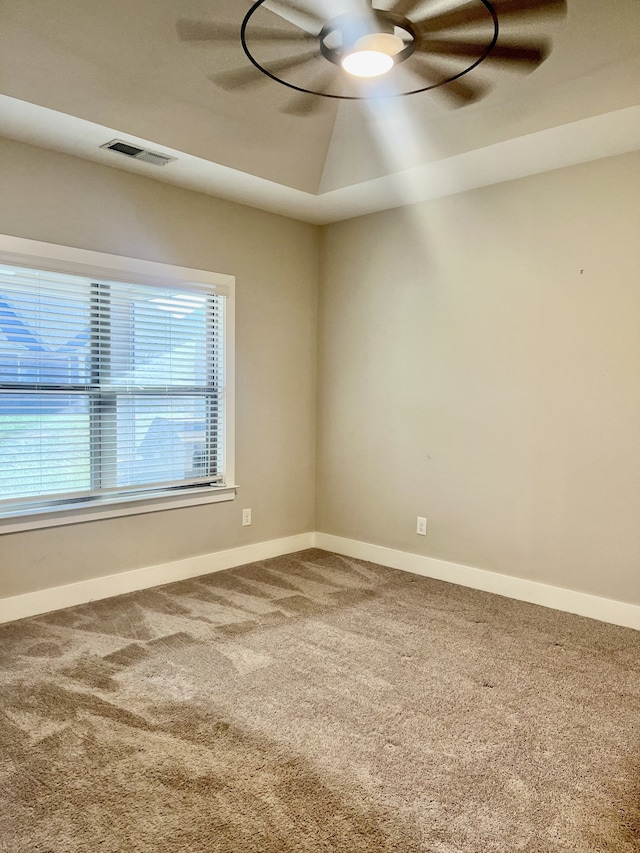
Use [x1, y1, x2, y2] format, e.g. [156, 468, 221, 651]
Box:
[0, 263, 227, 513]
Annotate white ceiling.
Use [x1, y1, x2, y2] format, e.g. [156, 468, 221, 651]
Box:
[0, 0, 639, 223]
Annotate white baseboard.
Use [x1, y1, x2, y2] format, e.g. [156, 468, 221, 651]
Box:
[315, 533, 640, 632]
[0, 532, 314, 625]
[2, 531, 639, 632]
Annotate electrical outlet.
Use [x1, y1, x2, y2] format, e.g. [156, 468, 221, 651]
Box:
[416, 516, 427, 536]
[242, 508, 252, 526]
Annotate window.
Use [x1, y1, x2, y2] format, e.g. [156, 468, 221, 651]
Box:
[0, 237, 235, 531]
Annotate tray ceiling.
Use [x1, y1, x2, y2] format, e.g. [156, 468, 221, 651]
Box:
[0, 0, 639, 222]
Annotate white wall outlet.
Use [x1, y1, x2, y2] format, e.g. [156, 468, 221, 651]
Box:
[242, 508, 252, 526]
[416, 516, 427, 536]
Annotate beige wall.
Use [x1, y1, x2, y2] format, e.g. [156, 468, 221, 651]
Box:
[317, 152, 640, 606]
[2, 138, 639, 609]
[0, 138, 319, 597]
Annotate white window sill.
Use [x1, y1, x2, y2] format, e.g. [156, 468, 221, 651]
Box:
[0, 485, 238, 535]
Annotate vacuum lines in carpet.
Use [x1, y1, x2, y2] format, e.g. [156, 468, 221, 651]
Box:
[0, 548, 638, 851]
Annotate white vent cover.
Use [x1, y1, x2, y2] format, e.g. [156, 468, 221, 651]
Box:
[100, 140, 176, 167]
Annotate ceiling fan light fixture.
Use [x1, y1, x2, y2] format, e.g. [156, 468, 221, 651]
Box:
[340, 32, 404, 77]
[232, 0, 562, 105]
[341, 49, 394, 77]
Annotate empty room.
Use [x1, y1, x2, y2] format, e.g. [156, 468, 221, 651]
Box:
[0, 0, 639, 850]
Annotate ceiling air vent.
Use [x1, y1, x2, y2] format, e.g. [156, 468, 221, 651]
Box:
[100, 140, 176, 167]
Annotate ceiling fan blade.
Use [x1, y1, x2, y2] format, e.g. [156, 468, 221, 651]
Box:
[262, 0, 325, 34]
[177, 19, 314, 43]
[211, 50, 320, 91]
[416, 0, 566, 32]
[282, 73, 336, 115]
[410, 57, 489, 106]
[416, 38, 549, 68]
[389, 0, 429, 17]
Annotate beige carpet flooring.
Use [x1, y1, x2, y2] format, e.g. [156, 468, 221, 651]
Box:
[0, 548, 639, 852]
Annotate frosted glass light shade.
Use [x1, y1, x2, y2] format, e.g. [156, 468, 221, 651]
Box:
[341, 31, 404, 78]
[341, 50, 394, 77]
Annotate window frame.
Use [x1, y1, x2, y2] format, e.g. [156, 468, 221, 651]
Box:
[0, 235, 236, 534]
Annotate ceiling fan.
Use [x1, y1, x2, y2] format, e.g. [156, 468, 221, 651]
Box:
[177, 0, 566, 114]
